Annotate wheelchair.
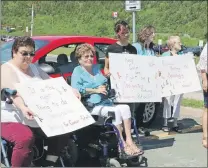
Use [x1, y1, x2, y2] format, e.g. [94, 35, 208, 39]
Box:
[1, 88, 77, 167]
[72, 88, 145, 167]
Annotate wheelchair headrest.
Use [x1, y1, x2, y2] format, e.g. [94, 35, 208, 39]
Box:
[70, 51, 79, 65]
[57, 54, 68, 65]
[1, 88, 17, 103]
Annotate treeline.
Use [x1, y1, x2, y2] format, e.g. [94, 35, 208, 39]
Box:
[1, 1, 207, 39]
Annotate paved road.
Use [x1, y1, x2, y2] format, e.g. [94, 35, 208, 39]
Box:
[139, 106, 207, 167]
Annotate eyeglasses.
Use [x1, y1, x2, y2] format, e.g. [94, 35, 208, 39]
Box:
[19, 51, 35, 57]
[83, 55, 94, 59]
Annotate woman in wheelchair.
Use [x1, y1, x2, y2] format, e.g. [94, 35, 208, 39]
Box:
[71, 43, 144, 157]
[1, 36, 81, 167]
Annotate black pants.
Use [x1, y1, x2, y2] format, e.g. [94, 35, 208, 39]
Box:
[134, 103, 145, 128]
[125, 103, 144, 128]
[31, 127, 70, 156]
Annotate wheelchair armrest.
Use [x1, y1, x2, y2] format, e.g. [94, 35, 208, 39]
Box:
[107, 111, 115, 120]
[1, 88, 17, 103]
[92, 115, 106, 126]
[91, 111, 115, 126]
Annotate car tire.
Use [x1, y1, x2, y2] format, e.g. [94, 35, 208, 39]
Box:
[135, 102, 160, 128]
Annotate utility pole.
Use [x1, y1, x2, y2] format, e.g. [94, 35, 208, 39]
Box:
[0, 0, 2, 30]
[31, 4, 34, 37]
[132, 11, 136, 43]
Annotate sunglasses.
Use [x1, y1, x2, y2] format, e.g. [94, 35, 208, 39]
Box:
[19, 51, 35, 57]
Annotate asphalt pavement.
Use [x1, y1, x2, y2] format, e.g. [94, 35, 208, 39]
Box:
[139, 106, 207, 167]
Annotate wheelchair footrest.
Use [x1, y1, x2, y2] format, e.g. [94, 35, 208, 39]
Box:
[119, 150, 143, 160]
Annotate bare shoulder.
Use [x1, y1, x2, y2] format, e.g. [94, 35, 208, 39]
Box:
[1, 62, 14, 73]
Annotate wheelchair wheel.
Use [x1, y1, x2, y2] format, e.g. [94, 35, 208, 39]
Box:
[60, 139, 78, 166]
[107, 158, 121, 167]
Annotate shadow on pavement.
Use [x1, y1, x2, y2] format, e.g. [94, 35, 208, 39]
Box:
[140, 137, 175, 151]
[178, 118, 202, 134]
[148, 115, 202, 134]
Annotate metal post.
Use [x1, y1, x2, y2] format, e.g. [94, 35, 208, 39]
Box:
[31, 4, 34, 37]
[0, 0, 2, 30]
[159, 45, 161, 55]
[132, 11, 136, 43]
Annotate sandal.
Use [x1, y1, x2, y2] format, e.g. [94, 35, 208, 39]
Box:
[129, 142, 144, 155]
[118, 145, 139, 159]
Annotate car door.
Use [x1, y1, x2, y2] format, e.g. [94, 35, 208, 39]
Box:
[34, 38, 92, 78]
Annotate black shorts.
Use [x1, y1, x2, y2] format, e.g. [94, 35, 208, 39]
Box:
[203, 74, 208, 108]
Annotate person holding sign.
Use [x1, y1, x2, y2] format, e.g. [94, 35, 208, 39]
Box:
[132, 25, 156, 135]
[1, 36, 80, 167]
[104, 20, 137, 76]
[103, 20, 149, 135]
[72, 43, 143, 156]
[197, 42, 208, 148]
[161, 36, 183, 132]
[132, 25, 156, 56]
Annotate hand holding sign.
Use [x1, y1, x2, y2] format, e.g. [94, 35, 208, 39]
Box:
[21, 106, 35, 120]
[15, 77, 95, 137]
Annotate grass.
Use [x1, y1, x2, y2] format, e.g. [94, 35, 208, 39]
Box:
[48, 46, 74, 56]
[194, 56, 200, 64]
[181, 98, 204, 109]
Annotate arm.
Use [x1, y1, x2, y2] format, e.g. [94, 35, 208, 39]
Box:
[1, 64, 34, 119]
[71, 67, 97, 95]
[104, 56, 110, 76]
[198, 43, 207, 92]
[71, 67, 107, 95]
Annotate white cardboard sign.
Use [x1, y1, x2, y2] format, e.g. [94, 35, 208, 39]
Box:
[109, 53, 162, 103]
[15, 77, 95, 137]
[159, 54, 202, 97]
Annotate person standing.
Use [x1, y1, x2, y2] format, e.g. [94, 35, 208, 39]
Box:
[132, 25, 156, 56]
[104, 20, 150, 136]
[104, 20, 137, 76]
[161, 36, 183, 133]
[131, 25, 156, 134]
[197, 42, 208, 148]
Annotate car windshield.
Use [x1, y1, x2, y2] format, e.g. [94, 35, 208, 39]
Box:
[0, 39, 49, 64]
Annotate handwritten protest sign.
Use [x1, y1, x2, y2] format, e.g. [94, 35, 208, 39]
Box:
[15, 77, 95, 137]
[159, 54, 202, 97]
[109, 53, 162, 103]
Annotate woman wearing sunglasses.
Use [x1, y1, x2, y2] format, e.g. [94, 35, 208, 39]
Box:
[71, 43, 143, 157]
[1, 36, 81, 167]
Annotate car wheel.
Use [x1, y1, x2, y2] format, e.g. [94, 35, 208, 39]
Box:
[135, 102, 158, 127]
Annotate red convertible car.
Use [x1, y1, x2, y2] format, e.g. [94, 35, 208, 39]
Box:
[1, 36, 161, 127]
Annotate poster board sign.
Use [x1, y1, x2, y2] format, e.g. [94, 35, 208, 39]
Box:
[109, 53, 162, 103]
[15, 77, 95, 137]
[159, 54, 202, 97]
